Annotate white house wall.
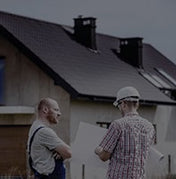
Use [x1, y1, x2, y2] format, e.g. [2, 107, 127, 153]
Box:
[155, 105, 176, 175]
[70, 100, 156, 143]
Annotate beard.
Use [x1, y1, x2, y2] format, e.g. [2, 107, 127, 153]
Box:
[47, 113, 58, 124]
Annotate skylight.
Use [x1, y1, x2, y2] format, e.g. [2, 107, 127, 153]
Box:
[151, 74, 172, 89]
[140, 72, 163, 88]
[155, 68, 176, 86]
[139, 71, 172, 90]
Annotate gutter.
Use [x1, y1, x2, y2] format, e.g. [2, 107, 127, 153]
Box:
[75, 94, 176, 106]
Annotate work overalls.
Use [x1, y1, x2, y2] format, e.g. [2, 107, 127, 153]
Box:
[34, 159, 65, 179]
[29, 126, 66, 179]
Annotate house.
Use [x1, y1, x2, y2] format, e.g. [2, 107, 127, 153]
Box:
[0, 10, 176, 178]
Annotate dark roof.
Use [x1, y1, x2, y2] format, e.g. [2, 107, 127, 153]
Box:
[0, 11, 176, 105]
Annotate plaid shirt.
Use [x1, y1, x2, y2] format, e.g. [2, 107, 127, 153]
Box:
[99, 112, 155, 179]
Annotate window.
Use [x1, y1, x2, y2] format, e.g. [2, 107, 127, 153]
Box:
[155, 68, 176, 86]
[151, 74, 171, 89]
[0, 57, 5, 104]
[139, 71, 171, 89]
[139, 72, 163, 88]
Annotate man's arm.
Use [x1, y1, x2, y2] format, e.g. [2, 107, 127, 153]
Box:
[55, 143, 72, 160]
[95, 146, 111, 162]
[38, 127, 72, 160]
[94, 122, 121, 162]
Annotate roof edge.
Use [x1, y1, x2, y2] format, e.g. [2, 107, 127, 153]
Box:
[0, 10, 65, 28]
[0, 25, 79, 98]
[75, 94, 176, 106]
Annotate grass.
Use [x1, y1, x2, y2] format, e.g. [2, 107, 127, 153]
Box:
[1, 167, 24, 179]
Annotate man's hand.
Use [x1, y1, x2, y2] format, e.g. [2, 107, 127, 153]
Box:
[53, 151, 62, 160]
[55, 143, 72, 160]
[95, 146, 111, 162]
[95, 146, 103, 155]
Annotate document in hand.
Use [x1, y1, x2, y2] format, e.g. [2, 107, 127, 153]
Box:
[71, 122, 164, 170]
[71, 122, 108, 169]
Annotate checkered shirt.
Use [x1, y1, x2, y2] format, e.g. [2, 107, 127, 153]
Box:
[99, 112, 155, 179]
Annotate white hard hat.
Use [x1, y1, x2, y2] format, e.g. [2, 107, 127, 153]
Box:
[113, 86, 140, 107]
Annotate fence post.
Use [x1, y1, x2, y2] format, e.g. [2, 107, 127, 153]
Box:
[168, 154, 171, 175]
[82, 164, 85, 179]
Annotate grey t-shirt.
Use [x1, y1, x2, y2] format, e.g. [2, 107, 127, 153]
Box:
[27, 120, 64, 175]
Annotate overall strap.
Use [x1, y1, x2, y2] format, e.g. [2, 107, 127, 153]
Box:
[28, 126, 44, 170]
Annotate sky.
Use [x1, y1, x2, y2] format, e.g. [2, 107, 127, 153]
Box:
[0, 0, 175, 64]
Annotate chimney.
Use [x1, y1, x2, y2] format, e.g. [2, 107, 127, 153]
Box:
[119, 37, 143, 68]
[74, 16, 97, 50]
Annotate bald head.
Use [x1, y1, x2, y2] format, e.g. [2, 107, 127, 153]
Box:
[37, 98, 61, 124]
[38, 98, 54, 111]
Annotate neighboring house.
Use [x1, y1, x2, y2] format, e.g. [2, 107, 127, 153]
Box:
[0, 10, 176, 178]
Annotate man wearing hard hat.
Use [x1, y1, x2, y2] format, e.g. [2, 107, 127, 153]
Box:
[95, 86, 155, 179]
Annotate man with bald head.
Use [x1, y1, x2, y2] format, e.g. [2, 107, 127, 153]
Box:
[27, 98, 71, 179]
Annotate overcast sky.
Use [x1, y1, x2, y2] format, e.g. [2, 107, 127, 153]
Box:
[0, 0, 175, 64]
